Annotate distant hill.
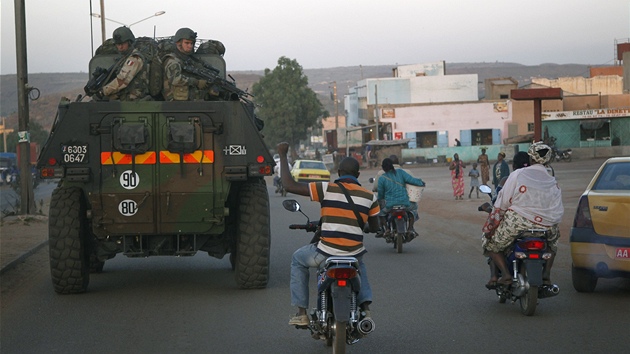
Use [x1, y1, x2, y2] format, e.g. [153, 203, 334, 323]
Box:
[0, 62, 595, 132]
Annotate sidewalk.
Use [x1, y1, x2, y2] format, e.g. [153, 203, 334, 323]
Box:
[0, 214, 48, 274]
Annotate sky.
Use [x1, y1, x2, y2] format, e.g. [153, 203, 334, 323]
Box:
[1, 0, 629, 75]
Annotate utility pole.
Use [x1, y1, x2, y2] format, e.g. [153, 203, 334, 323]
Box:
[100, 0, 106, 43]
[14, 0, 34, 214]
[333, 81, 338, 129]
[374, 84, 379, 140]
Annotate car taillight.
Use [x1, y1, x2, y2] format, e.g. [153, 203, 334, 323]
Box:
[326, 267, 357, 280]
[518, 240, 546, 250]
[573, 196, 593, 228]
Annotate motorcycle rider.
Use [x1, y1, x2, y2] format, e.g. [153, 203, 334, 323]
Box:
[372, 155, 421, 236]
[277, 142, 380, 327]
[377, 158, 426, 238]
[481, 142, 563, 287]
[479, 150, 530, 288]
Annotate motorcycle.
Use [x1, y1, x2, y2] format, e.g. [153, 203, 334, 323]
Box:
[382, 206, 415, 253]
[283, 199, 375, 353]
[368, 177, 420, 254]
[551, 146, 572, 162]
[478, 185, 559, 316]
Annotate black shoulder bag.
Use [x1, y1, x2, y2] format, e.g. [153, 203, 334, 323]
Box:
[336, 182, 366, 231]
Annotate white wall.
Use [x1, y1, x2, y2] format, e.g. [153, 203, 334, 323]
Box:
[384, 101, 506, 141]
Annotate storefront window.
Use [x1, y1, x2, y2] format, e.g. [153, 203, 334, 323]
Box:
[580, 120, 611, 141]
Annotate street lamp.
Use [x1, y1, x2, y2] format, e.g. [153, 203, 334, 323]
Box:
[91, 11, 165, 43]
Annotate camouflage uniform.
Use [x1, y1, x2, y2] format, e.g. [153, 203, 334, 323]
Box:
[162, 52, 206, 101]
[101, 48, 150, 101]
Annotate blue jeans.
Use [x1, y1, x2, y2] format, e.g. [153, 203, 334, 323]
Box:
[290, 243, 372, 309]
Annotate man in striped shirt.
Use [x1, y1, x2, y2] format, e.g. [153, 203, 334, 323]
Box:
[277, 142, 380, 327]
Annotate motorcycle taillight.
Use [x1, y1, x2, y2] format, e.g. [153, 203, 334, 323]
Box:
[518, 240, 546, 250]
[392, 210, 406, 218]
[326, 267, 357, 279]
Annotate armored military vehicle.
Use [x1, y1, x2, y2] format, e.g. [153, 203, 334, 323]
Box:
[37, 38, 273, 294]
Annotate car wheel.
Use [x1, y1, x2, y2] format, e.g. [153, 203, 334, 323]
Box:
[572, 264, 598, 293]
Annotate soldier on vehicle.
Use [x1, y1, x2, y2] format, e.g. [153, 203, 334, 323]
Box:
[162, 27, 210, 101]
[99, 26, 150, 101]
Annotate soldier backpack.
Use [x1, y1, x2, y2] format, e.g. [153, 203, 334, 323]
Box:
[134, 37, 163, 98]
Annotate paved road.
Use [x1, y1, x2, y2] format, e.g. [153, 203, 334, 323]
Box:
[1, 159, 629, 353]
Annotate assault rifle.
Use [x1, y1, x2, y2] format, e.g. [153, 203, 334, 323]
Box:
[181, 58, 253, 104]
[84, 59, 119, 97]
[84, 67, 110, 96]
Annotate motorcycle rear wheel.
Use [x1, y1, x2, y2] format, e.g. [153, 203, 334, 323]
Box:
[396, 233, 403, 253]
[520, 285, 538, 316]
[332, 320, 347, 354]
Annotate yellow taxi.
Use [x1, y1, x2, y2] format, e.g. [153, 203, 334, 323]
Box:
[570, 157, 630, 292]
[291, 160, 330, 183]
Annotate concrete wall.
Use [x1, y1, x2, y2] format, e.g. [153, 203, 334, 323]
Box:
[532, 76, 623, 95]
[358, 74, 478, 106]
[570, 146, 630, 159]
[484, 78, 518, 100]
[509, 99, 562, 137]
[408, 75, 479, 103]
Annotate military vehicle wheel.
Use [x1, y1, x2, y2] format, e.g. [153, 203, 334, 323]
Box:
[49, 187, 90, 294]
[234, 179, 271, 289]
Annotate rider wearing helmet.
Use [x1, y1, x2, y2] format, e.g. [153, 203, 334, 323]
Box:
[99, 26, 150, 101]
[162, 27, 209, 101]
[481, 142, 563, 288]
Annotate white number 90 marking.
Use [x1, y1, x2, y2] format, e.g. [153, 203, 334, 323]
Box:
[120, 170, 140, 190]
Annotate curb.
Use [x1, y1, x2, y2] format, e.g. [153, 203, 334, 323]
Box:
[0, 240, 48, 275]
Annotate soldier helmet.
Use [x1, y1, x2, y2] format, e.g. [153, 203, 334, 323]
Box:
[528, 141, 552, 165]
[174, 28, 197, 43]
[112, 26, 135, 44]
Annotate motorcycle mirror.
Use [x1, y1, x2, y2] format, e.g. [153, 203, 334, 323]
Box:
[282, 199, 300, 212]
[479, 185, 492, 194]
[368, 177, 374, 183]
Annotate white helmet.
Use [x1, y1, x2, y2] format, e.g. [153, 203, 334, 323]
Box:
[528, 141, 552, 165]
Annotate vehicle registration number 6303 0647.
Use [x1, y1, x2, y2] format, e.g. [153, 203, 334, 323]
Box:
[61, 144, 88, 163]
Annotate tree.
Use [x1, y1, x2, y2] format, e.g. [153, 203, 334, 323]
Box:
[252, 57, 323, 157]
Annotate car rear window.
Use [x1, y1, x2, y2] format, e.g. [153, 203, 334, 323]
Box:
[300, 161, 326, 170]
[592, 162, 630, 190]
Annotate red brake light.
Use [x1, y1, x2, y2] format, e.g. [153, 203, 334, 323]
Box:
[529, 253, 540, 259]
[519, 240, 546, 250]
[392, 210, 406, 218]
[48, 157, 57, 165]
[337, 280, 347, 287]
[573, 196, 593, 228]
[327, 267, 357, 280]
[256, 155, 264, 163]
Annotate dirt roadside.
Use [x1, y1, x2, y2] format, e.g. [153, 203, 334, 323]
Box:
[0, 214, 49, 274]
